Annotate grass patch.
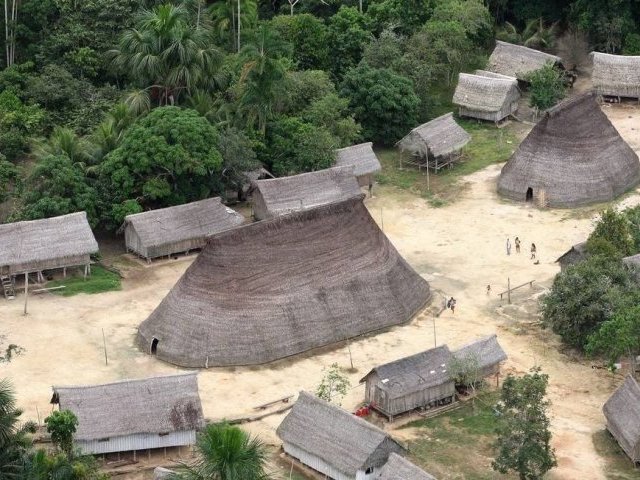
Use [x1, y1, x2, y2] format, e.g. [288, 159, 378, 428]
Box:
[46, 265, 121, 296]
[401, 391, 516, 479]
[592, 430, 640, 480]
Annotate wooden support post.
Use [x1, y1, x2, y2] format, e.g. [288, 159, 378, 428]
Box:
[63, 267, 66, 278]
[433, 316, 437, 348]
[163, 447, 166, 459]
[23, 272, 28, 315]
[83, 264, 88, 280]
[507, 277, 511, 305]
[147, 449, 150, 461]
[133, 450, 136, 462]
[102, 328, 108, 366]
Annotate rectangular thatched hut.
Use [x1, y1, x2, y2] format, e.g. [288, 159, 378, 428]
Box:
[51, 373, 203, 455]
[122, 198, 244, 261]
[555, 241, 588, 271]
[251, 166, 361, 220]
[360, 345, 455, 421]
[487, 41, 563, 81]
[591, 52, 640, 100]
[0, 212, 98, 277]
[397, 113, 471, 171]
[276, 392, 405, 480]
[334, 142, 381, 188]
[453, 72, 520, 123]
[452, 334, 507, 379]
[603, 376, 640, 463]
[377, 453, 437, 480]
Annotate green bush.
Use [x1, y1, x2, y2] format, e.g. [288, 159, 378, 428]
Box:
[526, 63, 566, 111]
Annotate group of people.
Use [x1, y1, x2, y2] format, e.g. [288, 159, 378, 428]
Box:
[506, 236, 536, 259]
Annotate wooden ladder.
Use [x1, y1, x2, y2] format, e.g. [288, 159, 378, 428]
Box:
[1, 274, 15, 300]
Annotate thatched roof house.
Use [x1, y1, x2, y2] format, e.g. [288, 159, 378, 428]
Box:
[453, 73, 520, 122]
[556, 241, 588, 271]
[51, 373, 203, 455]
[497, 92, 640, 207]
[138, 197, 431, 367]
[603, 376, 640, 463]
[397, 113, 471, 169]
[377, 453, 436, 480]
[251, 166, 361, 220]
[0, 212, 98, 276]
[592, 52, 640, 99]
[487, 41, 562, 80]
[360, 345, 455, 420]
[276, 392, 405, 479]
[122, 198, 244, 261]
[334, 142, 382, 188]
[452, 334, 507, 378]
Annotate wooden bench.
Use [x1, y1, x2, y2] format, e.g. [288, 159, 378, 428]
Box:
[498, 280, 535, 300]
[253, 395, 294, 411]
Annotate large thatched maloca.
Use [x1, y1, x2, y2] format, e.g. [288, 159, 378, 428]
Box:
[138, 197, 431, 367]
[497, 92, 640, 207]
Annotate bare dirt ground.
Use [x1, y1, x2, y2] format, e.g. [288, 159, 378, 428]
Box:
[2, 102, 640, 479]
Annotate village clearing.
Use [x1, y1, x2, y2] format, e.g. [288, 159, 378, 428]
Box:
[2, 102, 640, 479]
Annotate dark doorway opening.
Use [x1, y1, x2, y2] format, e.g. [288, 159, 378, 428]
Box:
[526, 187, 533, 202]
[151, 338, 159, 355]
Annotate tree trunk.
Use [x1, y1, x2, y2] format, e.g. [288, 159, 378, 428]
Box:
[237, 0, 241, 53]
[4, 0, 9, 67]
[359, 0, 362, 13]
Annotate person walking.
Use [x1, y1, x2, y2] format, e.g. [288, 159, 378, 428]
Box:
[531, 242, 537, 259]
[449, 297, 456, 314]
[506, 238, 512, 255]
[515, 237, 521, 253]
[486, 284, 491, 295]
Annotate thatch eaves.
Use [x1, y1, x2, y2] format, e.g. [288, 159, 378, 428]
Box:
[475, 69, 518, 81]
[138, 196, 431, 367]
[0, 212, 98, 270]
[452, 334, 507, 371]
[334, 142, 382, 178]
[377, 453, 437, 480]
[398, 113, 471, 159]
[592, 52, 640, 98]
[603, 376, 640, 461]
[453, 73, 520, 113]
[51, 373, 203, 441]
[123, 198, 244, 249]
[497, 91, 640, 207]
[276, 392, 405, 477]
[555, 241, 587, 264]
[487, 41, 562, 80]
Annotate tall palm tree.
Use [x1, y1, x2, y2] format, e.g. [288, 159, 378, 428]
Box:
[176, 423, 270, 480]
[0, 379, 36, 480]
[209, 0, 257, 52]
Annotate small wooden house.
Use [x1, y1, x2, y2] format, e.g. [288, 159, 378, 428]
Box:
[122, 198, 244, 261]
[251, 166, 361, 220]
[276, 391, 405, 480]
[453, 73, 520, 123]
[556, 241, 588, 271]
[397, 113, 471, 171]
[360, 345, 455, 420]
[592, 52, 640, 100]
[487, 41, 563, 81]
[603, 376, 640, 464]
[452, 334, 507, 379]
[376, 453, 437, 480]
[51, 373, 203, 455]
[334, 142, 381, 189]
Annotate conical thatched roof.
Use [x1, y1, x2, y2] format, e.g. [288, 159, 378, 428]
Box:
[334, 142, 381, 178]
[487, 41, 562, 80]
[592, 52, 640, 98]
[603, 376, 640, 462]
[377, 453, 437, 480]
[397, 113, 471, 159]
[138, 197, 431, 367]
[453, 73, 520, 113]
[497, 92, 640, 207]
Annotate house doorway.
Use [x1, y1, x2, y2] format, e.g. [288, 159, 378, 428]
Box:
[151, 338, 159, 355]
[526, 187, 533, 202]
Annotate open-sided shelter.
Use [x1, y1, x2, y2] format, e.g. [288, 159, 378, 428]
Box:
[276, 391, 405, 480]
[376, 453, 436, 480]
[452, 334, 507, 379]
[592, 52, 640, 100]
[0, 212, 98, 277]
[138, 196, 431, 367]
[122, 198, 244, 261]
[603, 376, 640, 463]
[360, 345, 455, 420]
[453, 73, 520, 123]
[334, 142, 382, 188]
[497, 92, 640, 207]
[251, 166, 361, 220]
[50, 373, 203, 455]
[556, 241, 588, 271]
[397, 113, 471, 171]
[487, 41, 562, 81]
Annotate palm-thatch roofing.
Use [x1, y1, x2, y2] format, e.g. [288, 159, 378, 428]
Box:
[138, 197, 431, 367]
[0, 212, 98, 273]
[251, 166, 361, 219]
[497, 92, 640, 207]
[123, 198, 244, 251]
[556, 241, 588, 264]
[603, 376, 640, 461]
[276, 392, 405, 477]
[475, 69, 518, 80]
[487, 41, 562, 80]
[453, 334, 507, 371]
[51, 373, 203, 441]
[377, 453, 437, 480]
[453, 73, 520, 113]
[397, 113, 471, 160]
[334, 142, 382, 178]
[623, 253, 640, 267]
[360, 345, 453, 399]
[592, 52, 640, 98]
